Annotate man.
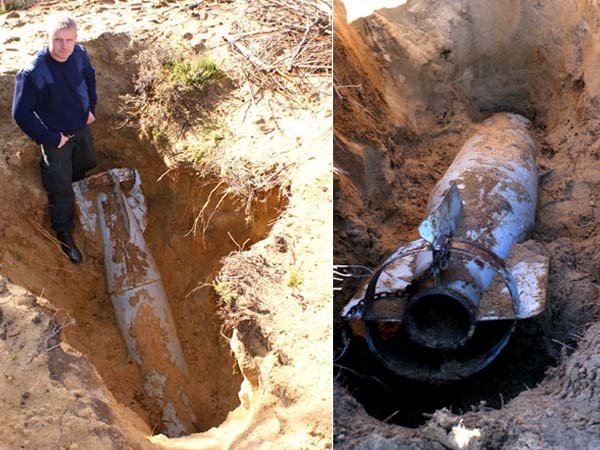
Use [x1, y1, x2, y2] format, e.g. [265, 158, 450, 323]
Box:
[12, 12, 97, 264]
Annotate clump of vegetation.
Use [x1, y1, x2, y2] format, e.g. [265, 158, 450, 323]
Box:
[180, 120, 230, 162]
[122, 45, 231, 161]
[166, 57, 222, 93]
[150, 127, 168, 146]
[213, 278, 236, 307]
[0, 0, 37, 13]
[287, 267, 303, 288]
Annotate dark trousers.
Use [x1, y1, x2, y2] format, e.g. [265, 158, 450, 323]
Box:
[40, 126, 97, 233]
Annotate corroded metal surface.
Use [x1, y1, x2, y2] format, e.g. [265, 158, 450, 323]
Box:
[342, 113, 550, 382]
[426, 114, 539, 314]
[479, 240, 549, 320]
[418, 182, 463, 246]
[73, 169, 196, 436]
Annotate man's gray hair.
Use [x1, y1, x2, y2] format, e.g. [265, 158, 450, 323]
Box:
[46, 12, 77, 36]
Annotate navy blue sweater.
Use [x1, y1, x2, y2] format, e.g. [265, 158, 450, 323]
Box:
[12, 45, 97, 147]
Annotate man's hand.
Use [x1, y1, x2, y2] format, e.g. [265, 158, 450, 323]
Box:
[87, 112, 96, 125]
[57, 133, 69, 148]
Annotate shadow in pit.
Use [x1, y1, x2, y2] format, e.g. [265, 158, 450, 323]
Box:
[335, 316, 556, 427]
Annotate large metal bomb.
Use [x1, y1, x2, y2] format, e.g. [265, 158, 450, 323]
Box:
[342, 113, 549, 382]
[73, 168, 196, 436]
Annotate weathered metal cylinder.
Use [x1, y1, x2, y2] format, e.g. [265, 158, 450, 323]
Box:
[404, 113, 538, 350]
[74, 169, 197, 436]
[342, 113, 548, 382]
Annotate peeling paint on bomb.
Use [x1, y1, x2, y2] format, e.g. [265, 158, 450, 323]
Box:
[342, 113, 550, 382]
[73, 169, 195, 436]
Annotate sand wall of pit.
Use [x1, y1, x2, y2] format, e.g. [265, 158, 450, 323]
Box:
[334, 0, 600, 447]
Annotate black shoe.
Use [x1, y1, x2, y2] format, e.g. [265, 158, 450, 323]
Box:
[56, 231, 83, 264]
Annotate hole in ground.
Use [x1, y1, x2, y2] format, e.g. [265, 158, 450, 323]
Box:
[0, 27, 285, 433]
[334, 4, 600, 445]
[334, 89, 562, 428]
[336, 316, 555, 428]
[0, 34, 286, 433]
[5, 129, 285, 434]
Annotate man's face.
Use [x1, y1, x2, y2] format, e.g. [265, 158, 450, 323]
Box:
[48, 26, 77, 62]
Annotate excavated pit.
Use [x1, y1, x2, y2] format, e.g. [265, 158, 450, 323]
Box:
[339, 317, 553, 427]
[0, 33, 286, 437]
[334, 0, 600, 445]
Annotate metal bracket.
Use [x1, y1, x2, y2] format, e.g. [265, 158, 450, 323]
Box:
[357, 238, 521, 322]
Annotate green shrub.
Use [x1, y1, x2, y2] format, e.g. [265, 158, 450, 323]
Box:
[287, 268, 303, 288]
[150, 128, 167, 146]
[165, 57, 222, 92]
[213, 278, 236, 306]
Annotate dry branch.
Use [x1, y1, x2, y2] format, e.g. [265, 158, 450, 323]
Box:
[225, 0, 332, 97]
[221, 32, 275, 73]
[44, 314, 76, 351]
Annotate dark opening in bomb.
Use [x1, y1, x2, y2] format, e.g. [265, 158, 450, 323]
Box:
[404, 289, 476, 350]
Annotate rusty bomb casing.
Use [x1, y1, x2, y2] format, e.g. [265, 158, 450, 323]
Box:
[73, 168, 197, 436]
[342, 113, 549, 382]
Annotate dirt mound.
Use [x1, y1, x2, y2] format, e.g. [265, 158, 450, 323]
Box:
[334, 0, 600, 448]
[0, 0, 331, 448]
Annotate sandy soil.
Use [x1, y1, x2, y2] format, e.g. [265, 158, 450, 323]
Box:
[334, 0, 600, 448]
[0, 0, 332, 448]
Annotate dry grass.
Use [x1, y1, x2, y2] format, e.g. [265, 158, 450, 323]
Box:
[214, 251, 275, 332]
[121, 43, 290, 188]
[120, 4, 325, 238]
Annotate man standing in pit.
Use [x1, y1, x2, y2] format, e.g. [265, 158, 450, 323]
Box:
[12, 12, 97, 264]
